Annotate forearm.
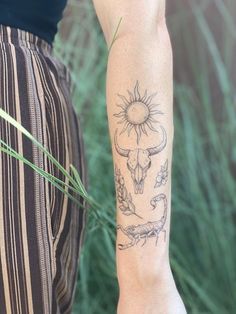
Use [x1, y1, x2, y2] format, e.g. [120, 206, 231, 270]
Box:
[92, 0, 187, 312]
[106, 20, 173, 294]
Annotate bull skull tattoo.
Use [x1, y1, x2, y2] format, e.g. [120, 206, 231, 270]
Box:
[114, 126, 167, 194]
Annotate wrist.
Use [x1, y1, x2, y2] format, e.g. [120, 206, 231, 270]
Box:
[118, 262, 174, 299]
[118, 274, 186, 314]
[117, 248, 172, 293]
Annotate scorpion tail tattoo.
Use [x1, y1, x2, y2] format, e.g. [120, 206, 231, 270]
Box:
[150, 193, 167, 233]
[117, 193, 168, 250]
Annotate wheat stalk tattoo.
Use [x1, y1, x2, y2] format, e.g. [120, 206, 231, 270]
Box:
[115, 165, 143, 219]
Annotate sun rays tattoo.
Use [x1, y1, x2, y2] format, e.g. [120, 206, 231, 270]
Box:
[114, 166, 143, 219]
[114, 126, 167, 194]
[113, 81, 163, 144]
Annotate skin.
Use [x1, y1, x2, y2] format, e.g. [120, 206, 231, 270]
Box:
[92, 1, 187, 313]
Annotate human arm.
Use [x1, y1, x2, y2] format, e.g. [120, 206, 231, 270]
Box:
[92, 1, 186, 313]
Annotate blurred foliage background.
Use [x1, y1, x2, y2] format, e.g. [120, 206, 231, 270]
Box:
[54, 0, 236, 313]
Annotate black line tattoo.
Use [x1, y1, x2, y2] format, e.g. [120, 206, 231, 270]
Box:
[114, 127, 167, 194]
[154, 159, 168, 188]
[117, 193, 167, 250]
[114, 166, 143, 219]
[113, 81, 163, 144]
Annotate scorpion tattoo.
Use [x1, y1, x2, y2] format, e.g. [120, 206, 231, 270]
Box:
[117, 193, 167, 250]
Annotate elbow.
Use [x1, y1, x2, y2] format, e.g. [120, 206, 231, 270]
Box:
[106, 8, 169, 49]
[107, 18, 172, 65]
[111, 19, 168, 46]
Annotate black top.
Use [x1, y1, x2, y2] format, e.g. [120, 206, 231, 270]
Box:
[0, 0, 68, 45]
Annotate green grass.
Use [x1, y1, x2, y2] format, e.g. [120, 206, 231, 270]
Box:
[54, 0, 236, 312]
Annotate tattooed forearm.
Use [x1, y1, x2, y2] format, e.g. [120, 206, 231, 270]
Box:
[117, 193, 167, 250]
[113, 82, 169, 251]
[113, 81, 163, 144]
[154, 159, 168, 188]
[115, 166, 143, 219]
[114, 126, 167, 194]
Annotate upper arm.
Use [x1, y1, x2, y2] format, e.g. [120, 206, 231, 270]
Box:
[92, 0, 166, 46]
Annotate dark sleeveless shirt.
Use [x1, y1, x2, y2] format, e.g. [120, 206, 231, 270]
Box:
[0, 0, 68, 45]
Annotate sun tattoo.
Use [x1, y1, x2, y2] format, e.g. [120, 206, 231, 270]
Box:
[113, 81, 163, 144]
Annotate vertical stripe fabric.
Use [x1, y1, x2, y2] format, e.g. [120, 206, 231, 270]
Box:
[0, 24, 87, 314]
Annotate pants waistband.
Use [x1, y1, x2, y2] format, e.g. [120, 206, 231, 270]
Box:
[0, 24, 53, 54]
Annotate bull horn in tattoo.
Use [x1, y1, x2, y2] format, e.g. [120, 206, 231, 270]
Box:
[114, 126, 167, 194]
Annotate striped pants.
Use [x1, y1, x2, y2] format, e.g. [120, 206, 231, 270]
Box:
[0, 25, 87, 314]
